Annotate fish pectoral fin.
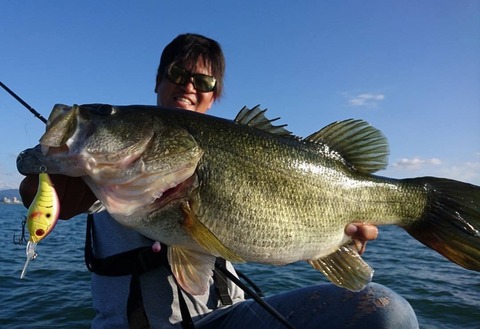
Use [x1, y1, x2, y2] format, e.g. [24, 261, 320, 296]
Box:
[308, 244, 373, 292]
[168, 246, 215, 295]
[181, 202, 244, 263]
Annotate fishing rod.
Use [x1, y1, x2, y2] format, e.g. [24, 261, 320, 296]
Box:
[0, 81, 47, 124]
[2, 81, 48, 246]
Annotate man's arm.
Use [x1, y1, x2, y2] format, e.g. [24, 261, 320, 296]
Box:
[20, 175, 98, 220]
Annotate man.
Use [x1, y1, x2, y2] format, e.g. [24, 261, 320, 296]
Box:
[19, 33, 418, 328]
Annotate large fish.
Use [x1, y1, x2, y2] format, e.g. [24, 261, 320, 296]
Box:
[17, 103, 480, 295]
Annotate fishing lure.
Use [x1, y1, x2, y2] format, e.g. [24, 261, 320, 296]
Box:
[20, 173, 60, 279]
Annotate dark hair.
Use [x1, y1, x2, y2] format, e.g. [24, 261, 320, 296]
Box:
[155, 33, 225, 99]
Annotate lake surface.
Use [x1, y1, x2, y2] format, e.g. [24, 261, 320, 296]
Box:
[1, 204, 479, 328]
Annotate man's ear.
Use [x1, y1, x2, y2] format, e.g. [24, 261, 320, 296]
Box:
[154, 76, 162, 93]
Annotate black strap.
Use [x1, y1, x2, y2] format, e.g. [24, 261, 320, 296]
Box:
[213, 258, 233, 306]
[85, 214, 169, 277]
[177, 283, 195, 329]
[127, 271, 150, 329]
[85, 214, 160, 329]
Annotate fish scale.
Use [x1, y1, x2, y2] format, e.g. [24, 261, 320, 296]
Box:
[186, 121, 421, 262]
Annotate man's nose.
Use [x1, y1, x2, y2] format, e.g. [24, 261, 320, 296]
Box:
[182, 78, 196, 92]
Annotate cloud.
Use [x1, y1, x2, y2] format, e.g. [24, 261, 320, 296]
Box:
[439, 161, 480, 184]
[348, 93, 385, 107]
[388, 157, 480, 185]
[391, 157, 442, 170]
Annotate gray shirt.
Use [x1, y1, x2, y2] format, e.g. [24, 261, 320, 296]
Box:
[90, 211, 244, 329]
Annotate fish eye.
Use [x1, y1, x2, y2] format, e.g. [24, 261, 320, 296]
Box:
[84, 104, 117, 116]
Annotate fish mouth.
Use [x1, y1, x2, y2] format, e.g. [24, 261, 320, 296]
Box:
[153, 174, 197, 209]
[89, 159, 200, 217]
[16, 144, 85, 176]
[17, 145, 62, 175]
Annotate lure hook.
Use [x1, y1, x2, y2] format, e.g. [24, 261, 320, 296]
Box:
[13, 217, 28, 245]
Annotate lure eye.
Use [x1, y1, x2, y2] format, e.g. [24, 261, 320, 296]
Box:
[35, 229, 45, 237]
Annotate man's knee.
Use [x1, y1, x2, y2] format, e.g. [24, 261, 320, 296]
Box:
[358, 282, 419, 329]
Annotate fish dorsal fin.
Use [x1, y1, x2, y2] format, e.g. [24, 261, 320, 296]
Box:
[168, 246, 216, 295]
[234, 105, 294, 138]
[308, 243, 374, 292]
[306, 119, 389, 173]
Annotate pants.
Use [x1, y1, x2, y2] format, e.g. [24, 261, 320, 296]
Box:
[195, 283, 419, 329]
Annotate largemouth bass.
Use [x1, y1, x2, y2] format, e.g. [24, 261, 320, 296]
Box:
[17, 103, 480, 295]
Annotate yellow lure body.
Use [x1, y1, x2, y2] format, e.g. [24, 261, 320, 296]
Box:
[26, 173, 60, 243]
[20, 173, 60, 279]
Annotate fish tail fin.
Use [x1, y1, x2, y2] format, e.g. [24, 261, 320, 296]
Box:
[405, 177, 480, 271]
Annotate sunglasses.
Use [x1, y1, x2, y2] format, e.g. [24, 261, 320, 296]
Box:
[165, 65, 217, 92]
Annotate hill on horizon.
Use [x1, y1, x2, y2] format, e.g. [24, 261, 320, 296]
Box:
[0, 189, 21, 200]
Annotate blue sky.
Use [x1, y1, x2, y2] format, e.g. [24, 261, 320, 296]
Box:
[1, 1, 479, 190]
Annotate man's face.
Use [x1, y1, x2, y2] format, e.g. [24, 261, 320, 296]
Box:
[155, 61, 215, 113]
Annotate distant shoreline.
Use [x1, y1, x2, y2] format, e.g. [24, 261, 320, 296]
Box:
[1, 198, 22, 205]
[0, 189, 22, 204]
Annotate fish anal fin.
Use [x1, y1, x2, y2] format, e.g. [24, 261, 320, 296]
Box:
[168, 246, 215, 295]
[308, 244, 373, 292]
[181, 201, 244, 263]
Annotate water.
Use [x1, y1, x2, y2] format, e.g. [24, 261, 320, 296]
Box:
[1, 204, 479, 328]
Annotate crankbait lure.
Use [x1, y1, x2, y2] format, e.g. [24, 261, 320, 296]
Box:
[20, 173, 60, 279]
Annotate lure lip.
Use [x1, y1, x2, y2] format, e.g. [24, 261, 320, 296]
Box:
[20, 241, 38, 279]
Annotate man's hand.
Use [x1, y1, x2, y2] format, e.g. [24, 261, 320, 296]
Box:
[345, 223, 379, 255]
[20, 174, 98, 220]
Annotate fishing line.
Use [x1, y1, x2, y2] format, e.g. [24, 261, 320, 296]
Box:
[0, 81, 47, 124]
